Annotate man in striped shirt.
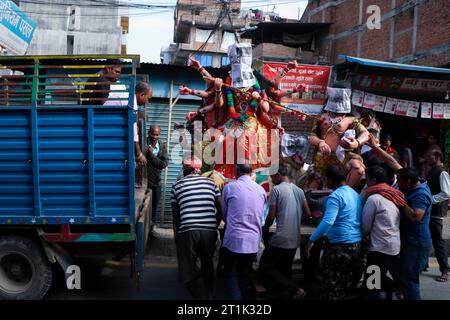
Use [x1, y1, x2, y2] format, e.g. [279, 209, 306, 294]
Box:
[171, 155, 222, 299]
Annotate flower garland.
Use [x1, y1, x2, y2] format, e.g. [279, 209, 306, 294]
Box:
[225, 76, 261, 124]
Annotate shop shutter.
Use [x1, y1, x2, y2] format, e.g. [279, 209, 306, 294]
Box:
[145, 100, 201, 225]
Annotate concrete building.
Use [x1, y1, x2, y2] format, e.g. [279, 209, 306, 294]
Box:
[17, 0, 127, 55]
[166, 0, 248, 67]
[301, 0, 450, 67]
[241, 22, 331, 64]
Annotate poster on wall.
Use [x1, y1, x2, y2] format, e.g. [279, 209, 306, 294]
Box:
[262, 62, 331, 115]
[406, 101, 420, 118]
[362, 93, 376, 110]
[421, 102, 432, 119]
[444, 104, 450, 119]
[395, 99, 409, 116]
[352, 90, 364, 107]
[374, 95, 387, 112]
[384, 98, 397, 114]
[433, 103, 444, 119]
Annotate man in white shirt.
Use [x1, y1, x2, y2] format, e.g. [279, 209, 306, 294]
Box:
[104, 81, 153, 166]
[362, 165, 405, 299]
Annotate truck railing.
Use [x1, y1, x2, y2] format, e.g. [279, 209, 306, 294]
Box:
[0, 55, 140, 107]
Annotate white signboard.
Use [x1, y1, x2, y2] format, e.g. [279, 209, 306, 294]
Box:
[0, 0, 36, 55]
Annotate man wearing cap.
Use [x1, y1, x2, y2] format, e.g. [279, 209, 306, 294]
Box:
[171, 155, 222, 300]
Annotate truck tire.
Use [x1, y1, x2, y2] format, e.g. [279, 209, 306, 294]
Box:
[0, 235, 53, 300]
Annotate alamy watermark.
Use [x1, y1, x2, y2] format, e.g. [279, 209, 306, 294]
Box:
[168, 121, 280, 175]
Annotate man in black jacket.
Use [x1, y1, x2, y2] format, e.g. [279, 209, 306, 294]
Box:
[425, 149, 450, 282]
[146, 125, 168, 224]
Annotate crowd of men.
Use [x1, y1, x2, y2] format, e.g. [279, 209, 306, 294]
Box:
[94, 59, 449, 301]
[169, 134, 449, 301]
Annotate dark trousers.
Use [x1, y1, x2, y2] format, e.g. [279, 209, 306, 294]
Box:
[258, 245, 298, 299]
[176, 230, 217, 299]
[149, 186, 161, 223]
[301, 237, 325, 285]
[429, 217, 450, 273]
[363, 251, 400, 300]
[318, 242, 364, 300]
[399, 243, 430, 300]
[223, 247, 257, 300]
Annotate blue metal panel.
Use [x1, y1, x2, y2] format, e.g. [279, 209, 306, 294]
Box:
[38, 110, 89, 217]
[93, 109, 131, 218]
[0, 110, 33, 216]
[338, 55, 450, 74]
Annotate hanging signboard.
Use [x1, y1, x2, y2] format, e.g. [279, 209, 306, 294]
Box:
[262, 62, 331, 115]
[0, 0, 37, 55]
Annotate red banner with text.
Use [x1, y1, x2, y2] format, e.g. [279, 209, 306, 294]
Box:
[262, 62, 331, 114]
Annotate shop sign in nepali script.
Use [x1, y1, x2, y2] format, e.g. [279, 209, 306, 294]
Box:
[0, 0, 36, 55]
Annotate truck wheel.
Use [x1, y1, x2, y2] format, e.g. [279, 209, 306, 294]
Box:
[0, 236, 53, 300]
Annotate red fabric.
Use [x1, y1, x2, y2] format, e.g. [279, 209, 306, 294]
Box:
[366, 183, 407, 208]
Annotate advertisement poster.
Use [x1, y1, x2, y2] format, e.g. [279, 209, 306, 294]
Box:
[444, 104, 450, 120]
[421, 102, 432, 119]
[262, 62, 331, 115]
[384, 98, 397, 114]
[352, 90, 364, 107]
[395, 99, 409, 116]
[406, 101, 420, 118]
[433, 103, 444, 119]
[362, 93, 376, 110]
[374, 95, 387, 112]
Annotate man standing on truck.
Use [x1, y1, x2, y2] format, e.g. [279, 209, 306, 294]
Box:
[171, 155, 222, 299]
[146, 125, 168, 224]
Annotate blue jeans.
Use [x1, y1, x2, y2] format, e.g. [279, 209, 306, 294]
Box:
[223, 248, 257, 300]
[399, 243, 430, 300]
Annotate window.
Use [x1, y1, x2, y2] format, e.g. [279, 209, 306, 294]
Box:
[221, 56, 230, 67]
[67, 5, 80, 30]
[195, 54, 213, 67]
[195, 28, 214, 43]
[67, 35, 74, 55]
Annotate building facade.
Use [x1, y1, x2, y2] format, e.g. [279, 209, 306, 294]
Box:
[164, 0, 249, 67]
[301, 0, 450, 67]
[18, 0, 126, 55]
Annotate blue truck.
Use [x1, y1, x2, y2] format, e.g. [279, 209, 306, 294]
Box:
[0, 55, 151, 299]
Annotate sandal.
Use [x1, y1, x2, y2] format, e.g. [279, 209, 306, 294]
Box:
[436, 272, 450, 283]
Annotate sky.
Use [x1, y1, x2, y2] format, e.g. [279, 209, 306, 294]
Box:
[126, 0, 309, 63]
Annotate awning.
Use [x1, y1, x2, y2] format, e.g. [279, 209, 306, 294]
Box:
[338, 55, 450, 74]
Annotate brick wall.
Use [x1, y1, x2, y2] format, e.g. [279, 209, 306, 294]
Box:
[302, 0, 450, 67]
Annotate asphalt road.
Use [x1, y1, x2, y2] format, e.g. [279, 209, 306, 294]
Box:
[45, 256, 450, 300]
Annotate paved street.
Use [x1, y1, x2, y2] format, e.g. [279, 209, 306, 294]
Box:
[45, 255, 450, 300]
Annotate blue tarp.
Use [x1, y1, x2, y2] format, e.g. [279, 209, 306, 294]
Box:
[338, 55, 450, 74]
